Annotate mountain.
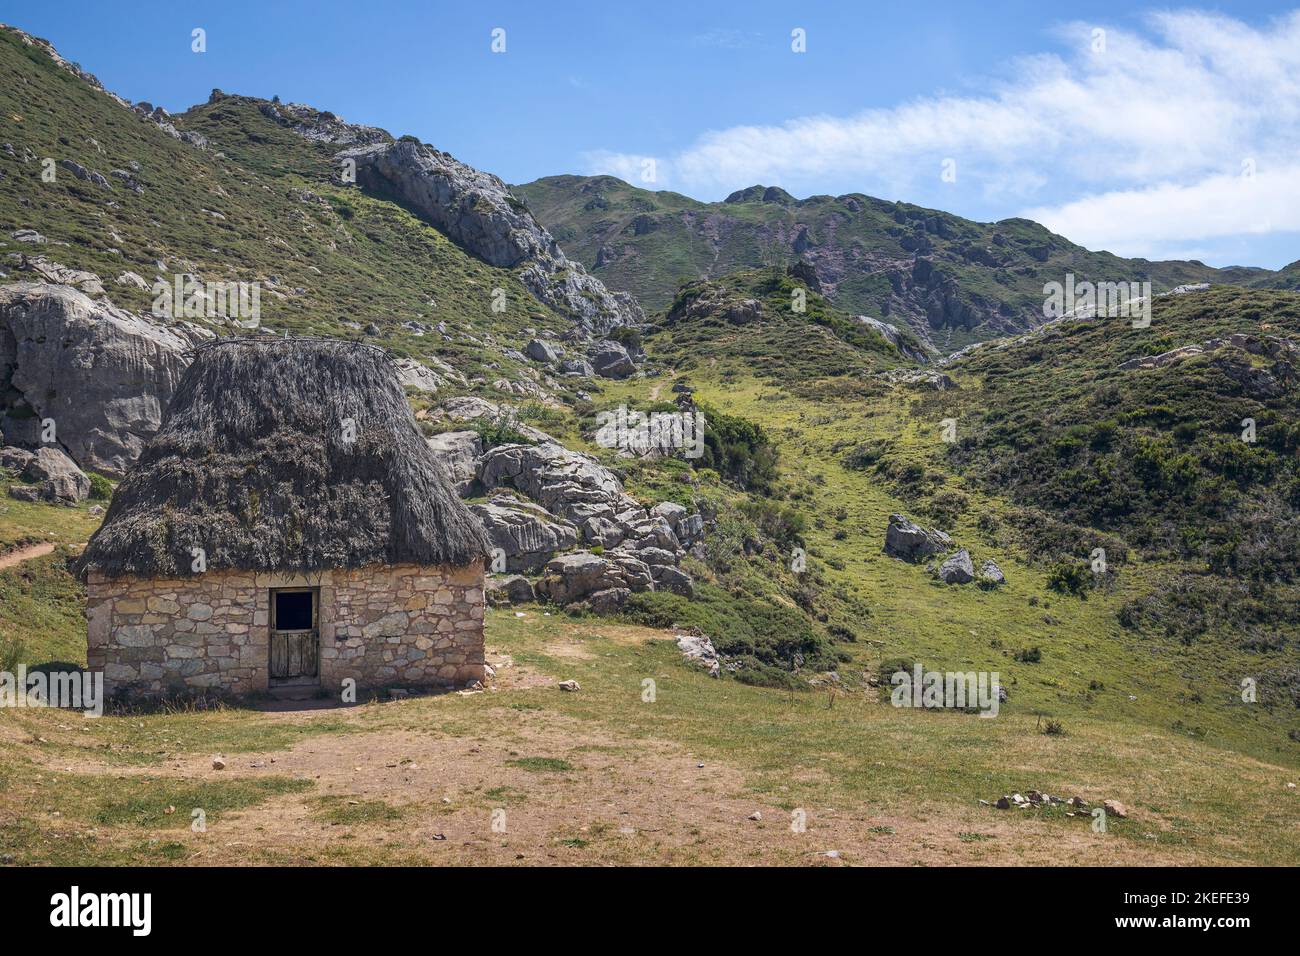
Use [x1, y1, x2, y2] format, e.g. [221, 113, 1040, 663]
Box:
[0, 25, 634, 399]
[515, 174, 1273, 353]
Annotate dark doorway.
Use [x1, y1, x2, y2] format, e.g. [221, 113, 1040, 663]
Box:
[269, 587, 319, 684]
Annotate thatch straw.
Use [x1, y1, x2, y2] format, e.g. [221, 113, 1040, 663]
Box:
[76, 337, 488, 579]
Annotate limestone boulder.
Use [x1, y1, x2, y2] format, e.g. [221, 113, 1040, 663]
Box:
[536, 552, 626, 605]
[883, 513, 951, 562]
[22, 446, 90, 501]
[937, 549, 976, 585]
[589, 339, 636, 378]
[0, 282, 199, 476]
[478, 441, 645, 541]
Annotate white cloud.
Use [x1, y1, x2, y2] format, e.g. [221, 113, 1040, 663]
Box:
[582, 9, 1300, 259]
[1025, 164, 1300, 257]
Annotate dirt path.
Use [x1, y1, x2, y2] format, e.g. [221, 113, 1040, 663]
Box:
[0, 541, 55, 569]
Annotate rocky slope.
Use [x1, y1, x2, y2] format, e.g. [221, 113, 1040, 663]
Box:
[515, 174, 1272, 352]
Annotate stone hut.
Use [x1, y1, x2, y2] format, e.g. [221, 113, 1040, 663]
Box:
[75, 338, 490, 699]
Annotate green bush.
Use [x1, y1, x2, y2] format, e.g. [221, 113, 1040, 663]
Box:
[87, 472, 113, 500]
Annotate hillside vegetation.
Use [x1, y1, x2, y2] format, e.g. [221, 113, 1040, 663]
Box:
[516, 173, 1267, 351]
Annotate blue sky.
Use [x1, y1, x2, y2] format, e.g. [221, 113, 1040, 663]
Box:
[4, 1, 1298, 268]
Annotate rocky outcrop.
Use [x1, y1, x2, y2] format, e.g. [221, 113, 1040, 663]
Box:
[336, 139, 640, 335]
[470, 494, 579, 572]
[7, 256, 104, 296]
[425, 430, 482, 495]
[255, 100, 388, 146]
[883, 514, 952, 562]
[856, 315, 931, 363]
[0, 282, 204, 476]
[486, 573, 536, 606]
[478, 441, 646, 542]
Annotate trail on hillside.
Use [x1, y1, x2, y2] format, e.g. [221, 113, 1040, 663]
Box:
[0, 541, 55, 569]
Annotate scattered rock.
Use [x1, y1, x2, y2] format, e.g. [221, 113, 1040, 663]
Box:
[212, 756, 226, 770]
[978, 559, 1005, 586]
[937, 549, 976, 585]
[1102, 799, 1128, 819]
[675, 633, 720, 676]
[557, 679, 580, 692]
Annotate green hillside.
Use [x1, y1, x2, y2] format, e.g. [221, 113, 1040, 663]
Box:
[0, 27, 571, 383]
[515, 174, 1269, 352]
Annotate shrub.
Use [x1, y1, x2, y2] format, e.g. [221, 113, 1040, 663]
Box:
[695, 404, 779, 494]
[1013, 646, 1042, 663]
[0, 634, 24, 673]
[1046, 561, 1090, 597]
[87, 472, 113, 500]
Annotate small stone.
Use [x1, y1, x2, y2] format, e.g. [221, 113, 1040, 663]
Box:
[557, 679, 580, 692]
[748, 811, 762, 821]
[1102, 799, 1128, 819]
[995, 796, 1010, 809]
[211, 755, 226, 770]
[824, 850, 841, 859]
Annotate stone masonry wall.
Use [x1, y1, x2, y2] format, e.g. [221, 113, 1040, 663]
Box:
[85, 561, 485, 698]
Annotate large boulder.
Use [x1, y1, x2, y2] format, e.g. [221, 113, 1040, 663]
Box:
[22, 446, 90, 502]
[478, 441, 646, 541]
[588, 340, 636, 379]
[525, 338, 560, 363]
[425, 430, 482, 495]
[937, 549, 976, 584]
[470, 495, 579, 572]
[0, 282, 199, 476]
[883, 513, 951, 562]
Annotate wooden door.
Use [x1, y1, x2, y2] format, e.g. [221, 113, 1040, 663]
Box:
[269, 588, 319, 681]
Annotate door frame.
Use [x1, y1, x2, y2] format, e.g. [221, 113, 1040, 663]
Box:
[268, 586, 320, 685]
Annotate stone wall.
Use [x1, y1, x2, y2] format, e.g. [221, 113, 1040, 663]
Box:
[85, 561, 485, 698]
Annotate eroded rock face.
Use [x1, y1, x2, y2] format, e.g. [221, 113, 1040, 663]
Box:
[337, 139, 640, 335]
[470, 495, 579, 572]
[478, 441, 646, 540]
[425, 430, 482, 496]
[0, 282, 202, 476]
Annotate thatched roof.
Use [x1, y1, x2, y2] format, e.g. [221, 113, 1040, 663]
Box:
[76, 338, 489, 579]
